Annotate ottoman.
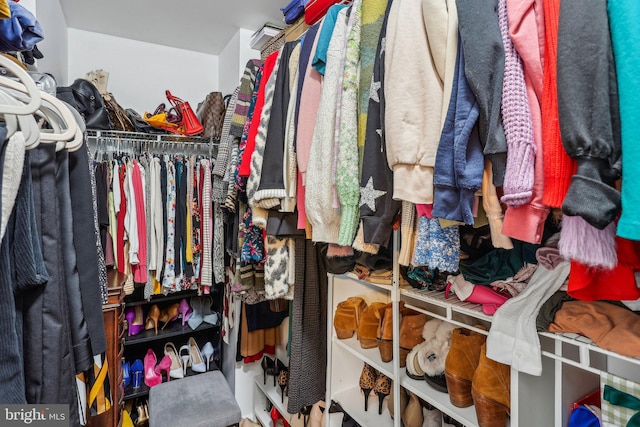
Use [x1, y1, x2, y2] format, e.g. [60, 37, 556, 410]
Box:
[149, 371, 241, 427]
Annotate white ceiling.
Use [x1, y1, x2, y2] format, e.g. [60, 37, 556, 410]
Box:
[59, 0, 290, 55]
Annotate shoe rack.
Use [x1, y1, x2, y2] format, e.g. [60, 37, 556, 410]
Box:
[326, 231, 640, 427]
[326, 272, 396, 427]
[253, 371, 293, 427]
[122, 287, 223, 402]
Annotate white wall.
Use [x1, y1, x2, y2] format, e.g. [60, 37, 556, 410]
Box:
[67, 29, 219, 114]
[35, 0, 69, 85]
[217, 28, 261, 96]
[218, 30, 241, 96]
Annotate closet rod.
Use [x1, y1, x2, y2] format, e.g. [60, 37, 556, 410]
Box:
[87, 129, 219, 145]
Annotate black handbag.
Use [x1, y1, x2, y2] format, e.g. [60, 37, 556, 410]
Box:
[125, 108, 167, 134]
[56, 78, 112, 130]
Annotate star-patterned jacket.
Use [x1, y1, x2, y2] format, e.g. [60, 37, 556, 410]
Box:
[359, 0, 401, 248]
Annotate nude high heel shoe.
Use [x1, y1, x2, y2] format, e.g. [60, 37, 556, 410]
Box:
[145, 304, 160, 335]
[159, 303, 180, 330]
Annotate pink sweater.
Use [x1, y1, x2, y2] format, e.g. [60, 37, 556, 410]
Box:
[295, 32, 324, 229]
[502, 0, 550, 244]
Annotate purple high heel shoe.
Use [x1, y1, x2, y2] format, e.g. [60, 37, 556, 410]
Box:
[125, 306, 145, 336]
[178, 299, 192, 326]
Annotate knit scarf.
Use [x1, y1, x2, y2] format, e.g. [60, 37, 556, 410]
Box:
[230, 59, 262, 137]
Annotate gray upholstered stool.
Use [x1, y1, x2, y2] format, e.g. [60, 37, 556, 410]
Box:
[148, 371, 241, 427]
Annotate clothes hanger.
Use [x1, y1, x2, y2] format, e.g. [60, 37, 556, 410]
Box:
[0, 54, 41, 115]
[2, 79, 78, 143]
[0, 89, 41, 149]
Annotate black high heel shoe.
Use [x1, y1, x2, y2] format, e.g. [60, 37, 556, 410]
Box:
[276, 359, 289, 403]
[261, 355, 277, 385]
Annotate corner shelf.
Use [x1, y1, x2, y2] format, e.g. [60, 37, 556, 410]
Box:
[399, 370, 480, 427]
[333, 336, 395, 380]
[124, 321, 217, 346]
[332, 386, 393, 427]
[254, 374, 292, 423]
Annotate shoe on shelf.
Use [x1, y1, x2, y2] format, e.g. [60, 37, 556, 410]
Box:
[422, 407, 444, 427]
[308, 400, 325, 427]
[333, 297, 367, 339]
[163, 342, 184, 379]
[406, 341, 428, 380]
[399, 307, 429, 368]
[417, 319, 456, 393]
[178, 298, 192, 326]
[388, 384, 408, 420]
[357, 302, 386, 349]
[201, 341, 214, 371]
[377, 302, 397, 362]
[131, 359, 143, 389]
[159, 303, 180, 330]
[179, 337, 206, 375]
[471, 342, 510, 427]
[270, 406, 290, 427]
[143, 349, 163, 388]
[187, 297, 204, 330]
[125, 306, 145, 336]
[145, 304, 160, 335]
[135, 402, 149, 426]
[202, 296, 219, 325]
[261, 355, 278, 386]
[444, 326, 487, 408]
[359, 363, 378, 412]
[154, 354, 172, 382]
[375, 374, 392, 415]
[276, 359, 289, 403]
[402, 391, 423, 427]
[123, 361, 131, 388]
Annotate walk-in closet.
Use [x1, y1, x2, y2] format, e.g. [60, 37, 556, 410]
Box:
[0, 1, 638, 426]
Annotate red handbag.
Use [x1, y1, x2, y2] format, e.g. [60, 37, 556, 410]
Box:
[166, 90, 204, 136]
[304, 0, 350, 25]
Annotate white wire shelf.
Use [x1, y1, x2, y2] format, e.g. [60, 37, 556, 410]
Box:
[401, 286, 640, 375]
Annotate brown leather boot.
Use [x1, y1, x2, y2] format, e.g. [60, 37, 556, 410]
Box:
[377, 301, 402, 362]
[398, 308, 429, 368]
[334, 297, 367, 339]
[444, 327, 487, 407]
[472, 343, 510, 427]
[357, 302, 386, 349]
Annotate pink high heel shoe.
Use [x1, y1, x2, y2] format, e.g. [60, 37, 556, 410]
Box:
[445, 277, 510, 315]
[154, 354, 172, 382]
[178, 299, 193, 326]
[143, 349, 163, 388]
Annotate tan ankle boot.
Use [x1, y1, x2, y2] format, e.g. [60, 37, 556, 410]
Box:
[444, 327, 487, 407]
[334, 297, 367, 339]
[399, 308, 429, 367]
[472, 343, 510, 427]
[357, 302, 386, 349]
[377, 301, 403, 362]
